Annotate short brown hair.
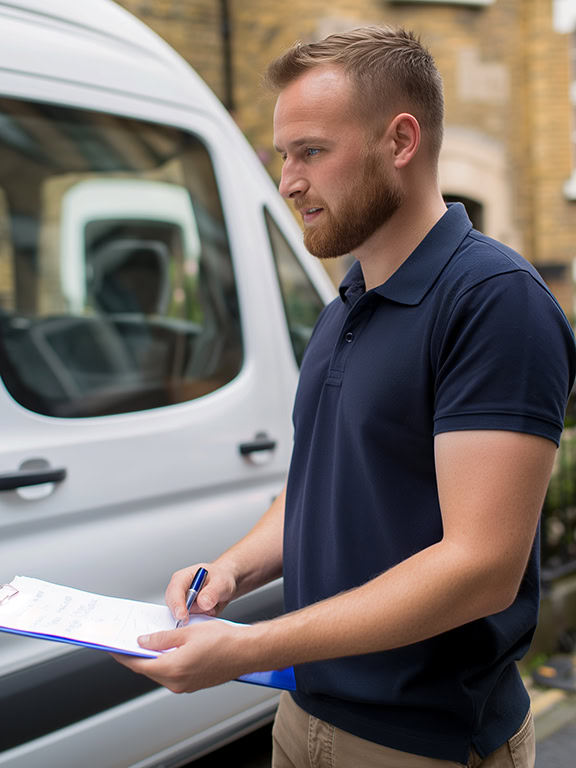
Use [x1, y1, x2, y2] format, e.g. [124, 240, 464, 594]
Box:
[264, 26, 444, 162]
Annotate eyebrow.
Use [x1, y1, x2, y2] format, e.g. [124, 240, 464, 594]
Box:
[273, 136, 331, 153]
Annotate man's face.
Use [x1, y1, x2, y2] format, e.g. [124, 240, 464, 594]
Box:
[273, 66, 404, 259]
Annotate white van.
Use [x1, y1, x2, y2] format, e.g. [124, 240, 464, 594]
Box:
[0, 1, 334, 766]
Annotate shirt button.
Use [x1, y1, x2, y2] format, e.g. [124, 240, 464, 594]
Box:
[345, 332, 354, 343]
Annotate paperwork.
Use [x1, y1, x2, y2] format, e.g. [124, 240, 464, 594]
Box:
[0, 576, 295, 690]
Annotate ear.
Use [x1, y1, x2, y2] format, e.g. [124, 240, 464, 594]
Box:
[389, 113, 420, 169]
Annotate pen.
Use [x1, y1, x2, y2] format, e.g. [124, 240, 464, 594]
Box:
[175, 567, 208, 628]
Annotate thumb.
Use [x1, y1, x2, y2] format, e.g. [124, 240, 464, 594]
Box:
[138, 629, 186, 651]
[196, 589, 218, 613]
[193, 573, 235, 614]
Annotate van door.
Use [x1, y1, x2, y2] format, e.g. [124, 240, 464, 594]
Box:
[0, 97, 304, 753]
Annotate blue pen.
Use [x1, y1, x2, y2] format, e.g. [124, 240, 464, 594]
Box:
[175, 567, 208, 628]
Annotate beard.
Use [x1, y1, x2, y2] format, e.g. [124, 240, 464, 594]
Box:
[301, 152, 404, 260]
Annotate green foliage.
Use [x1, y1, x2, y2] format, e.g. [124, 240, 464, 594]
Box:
[520, 653, 550, 675]
[541, 393, 576, 569]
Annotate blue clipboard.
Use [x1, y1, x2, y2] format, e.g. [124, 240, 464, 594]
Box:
[0, 579, 297, 691]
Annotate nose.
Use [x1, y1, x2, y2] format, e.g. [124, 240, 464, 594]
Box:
[278, 159, 309, 200]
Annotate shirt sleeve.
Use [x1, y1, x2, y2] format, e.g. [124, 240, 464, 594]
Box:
[433, 270, 576, 446]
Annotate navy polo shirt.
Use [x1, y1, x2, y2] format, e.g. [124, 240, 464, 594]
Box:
[283, 204, 576, 763]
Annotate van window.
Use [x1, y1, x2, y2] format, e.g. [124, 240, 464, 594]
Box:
[264, 209, 324, 366]
[0, 98, 242, 417]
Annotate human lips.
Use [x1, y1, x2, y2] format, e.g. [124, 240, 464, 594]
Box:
[297, 204, 324, 224]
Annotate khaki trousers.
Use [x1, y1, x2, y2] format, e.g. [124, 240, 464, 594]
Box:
[272, 692, 535, 768]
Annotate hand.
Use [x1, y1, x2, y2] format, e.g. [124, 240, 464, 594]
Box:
[166, 562, 237, 622]
[111, 618, 252, 693]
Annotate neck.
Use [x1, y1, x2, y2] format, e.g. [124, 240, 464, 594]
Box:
[354, 188, 447, 291]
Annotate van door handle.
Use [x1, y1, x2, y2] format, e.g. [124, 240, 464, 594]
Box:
[0, 468, 67, 491]
[239, 435, 277, 456]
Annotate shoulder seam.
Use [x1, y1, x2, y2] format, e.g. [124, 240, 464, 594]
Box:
[466, 230, 521, 266]
[450, 252, 566, 318]
[435, 268, 568, 357]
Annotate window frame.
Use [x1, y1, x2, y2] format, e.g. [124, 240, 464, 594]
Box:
[0, 97, 245, 418]
[263, 205, 325, 368]
[564, 29, 576, 200]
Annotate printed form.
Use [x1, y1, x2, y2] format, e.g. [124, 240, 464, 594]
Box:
[0, 575, 213, 656]
[0, 576, 297, 689]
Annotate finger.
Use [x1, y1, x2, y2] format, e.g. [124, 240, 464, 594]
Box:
[138, 628, 187, 651]
[110, 652, 155, 673]
[166, 566, 207, 621]
[110, 652, 172, 689]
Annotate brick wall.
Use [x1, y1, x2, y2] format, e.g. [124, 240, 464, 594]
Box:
[117, 0, 226, 102]
[114, 0, 575, 316]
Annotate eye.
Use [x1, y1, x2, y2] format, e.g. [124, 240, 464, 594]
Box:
[305, 147, 321, 157]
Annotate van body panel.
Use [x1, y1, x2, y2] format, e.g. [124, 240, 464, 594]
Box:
[0, 0, 335, 765]
[0, 0, 220, 111]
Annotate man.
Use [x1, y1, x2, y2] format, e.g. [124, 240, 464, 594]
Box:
[115, 27, 576, 767]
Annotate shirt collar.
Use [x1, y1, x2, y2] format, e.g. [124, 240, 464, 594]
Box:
[339, 203, 473, 306]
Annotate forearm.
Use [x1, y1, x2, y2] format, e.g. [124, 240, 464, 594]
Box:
[122, 432, 554, 694]
[117, 536, 523, 693]
[245, 431, 554, 671]
[242, 537, 522, 673]
[232, 432, 554, 673]
[215, 484, 286, 600]
[164, 485, 286, 621]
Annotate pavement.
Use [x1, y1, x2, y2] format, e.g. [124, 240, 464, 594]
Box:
[525, 655, 576, 766]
